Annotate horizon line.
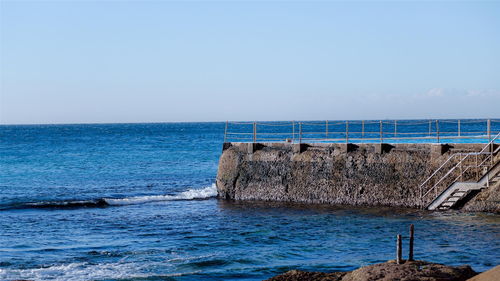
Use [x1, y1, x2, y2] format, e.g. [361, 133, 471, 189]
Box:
[1, 117, 499, 126]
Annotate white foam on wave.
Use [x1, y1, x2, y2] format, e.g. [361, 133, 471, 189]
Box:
[0, 260, 200, 281]
[104, 183, 217, 206]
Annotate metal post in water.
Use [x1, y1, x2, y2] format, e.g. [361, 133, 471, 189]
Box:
[396, 234, 402, 264]
[346, 120, 349, 144]
[436, 120, 440, 143]
[224, 121, 228, 143]
[409, 224, 414, 261]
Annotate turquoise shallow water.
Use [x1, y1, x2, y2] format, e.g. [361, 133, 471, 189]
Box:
[0, 122, 499, 281]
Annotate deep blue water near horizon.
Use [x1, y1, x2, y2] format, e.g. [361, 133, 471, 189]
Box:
[1, 122, 499, 281]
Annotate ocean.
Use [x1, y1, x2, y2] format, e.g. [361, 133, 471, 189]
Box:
[0, 122, 499, 281]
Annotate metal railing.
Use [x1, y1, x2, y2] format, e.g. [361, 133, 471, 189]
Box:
[224, 119, 500, 144]
[418, 131, 500, 208]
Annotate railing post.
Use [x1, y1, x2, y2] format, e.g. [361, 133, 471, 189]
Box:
[460, 157, 463, 181]
[292, 121, 295, 143]
[429, 120, 432, 137]
[476, 153, 479, 181]
[362, 120, 365, 138]
[487, 119, 492, 166]
[253, 122, 256, 143]
[436, 120, 440, 143]
[487, 119, 491, 143]
[458, 119, 461, 137]
[394, 120, 397, 138]
[224, 121, 228, 143]
[346, 120, 349, 144]
[326, 120, 329, 139]
[299, 122, 302, 144]
[380, 120, 383, 143]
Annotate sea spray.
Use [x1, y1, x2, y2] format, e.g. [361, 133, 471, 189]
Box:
[0, 184, 217, 210]
[104, 184, 217, 205]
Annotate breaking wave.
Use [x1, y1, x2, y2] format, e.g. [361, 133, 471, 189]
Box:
[0, 184, 217, 210]
[0, 260, 202, 281]
[104, 184, 217, 205]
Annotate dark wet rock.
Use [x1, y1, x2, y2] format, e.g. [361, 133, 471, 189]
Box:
[266, 260, 477, 281]
[266, 270, 346, 281]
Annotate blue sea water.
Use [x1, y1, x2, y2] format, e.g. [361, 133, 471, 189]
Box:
[0, 122, 499, 281]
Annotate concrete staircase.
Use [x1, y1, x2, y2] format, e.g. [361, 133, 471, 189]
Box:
[427, 161, 500, 210]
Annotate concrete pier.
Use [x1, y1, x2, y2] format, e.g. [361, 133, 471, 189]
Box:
[216, 142, 497, 210]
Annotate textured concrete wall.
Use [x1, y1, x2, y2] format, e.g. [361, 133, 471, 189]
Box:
[216, 142, 485, 209]
[462, 182, 500, 213]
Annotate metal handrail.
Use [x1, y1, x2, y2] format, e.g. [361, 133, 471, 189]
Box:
[419, 131, 500, 207]
[224, 119, 500, 144]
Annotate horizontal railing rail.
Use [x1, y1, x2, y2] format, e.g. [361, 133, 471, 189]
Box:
[223, 119, 500, 144]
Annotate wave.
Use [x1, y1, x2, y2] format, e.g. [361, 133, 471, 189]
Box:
[0, 260, 202, 281]
[104, 184, 217, 205]
[0, 184, 217, 211]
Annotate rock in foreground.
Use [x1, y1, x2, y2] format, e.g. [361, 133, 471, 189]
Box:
[266, 260, 477, 281]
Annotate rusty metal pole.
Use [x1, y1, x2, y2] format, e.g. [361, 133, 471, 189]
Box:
[397, 234, 402, 264]
[409, 224, 414, 261]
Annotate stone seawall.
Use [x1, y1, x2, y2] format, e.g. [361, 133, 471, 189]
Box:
[216, 142, 486, 209]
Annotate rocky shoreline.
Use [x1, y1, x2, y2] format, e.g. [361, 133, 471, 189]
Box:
[266, 260, 490, 281]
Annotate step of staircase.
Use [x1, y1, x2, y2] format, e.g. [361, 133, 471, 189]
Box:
[427, 182, 481, 211]
[447, 197, 460, 202]
[425, 138, 500, 211]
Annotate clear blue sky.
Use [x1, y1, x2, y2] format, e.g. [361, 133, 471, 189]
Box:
[1, 1, 499, 124]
